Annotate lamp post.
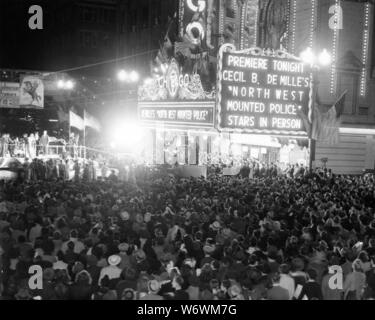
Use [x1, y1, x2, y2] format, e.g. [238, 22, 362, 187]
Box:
[300, 48, 332, 172]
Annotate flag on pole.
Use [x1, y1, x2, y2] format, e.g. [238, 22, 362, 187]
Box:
[84, 110, 101, 132]
[312, 91, 347, 144]
[69, 111, 84, 131]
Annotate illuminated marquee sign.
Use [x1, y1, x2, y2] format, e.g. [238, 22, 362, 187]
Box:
[217, 44, 311, 135]
[138, 59, 214, 101]
[139, 101, 215, 129]
[138, 59, 215, 129]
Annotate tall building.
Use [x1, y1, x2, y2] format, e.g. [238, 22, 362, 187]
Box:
[117, 0, 178, 75]
[285, 0, 375, 173]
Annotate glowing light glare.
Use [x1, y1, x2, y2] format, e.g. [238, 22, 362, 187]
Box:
[160, 64, 168, 73]
[57, 80, 65, 89]
[112, 123, 145, 153]
[57, 80, 74, 90]
[117, 70, 128, 82]
[318, 49, 332, 66]
[300, 48, 315, 65]
[129, 71, 140, 83]
[232, 145, 242, 156]
[144, 78, 153, 85]
[65, 80, 74, 90]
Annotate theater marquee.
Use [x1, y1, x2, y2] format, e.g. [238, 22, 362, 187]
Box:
[139, 101, 215, 129]
[138, 59, 215, 129]
[217, 44, 311, 136]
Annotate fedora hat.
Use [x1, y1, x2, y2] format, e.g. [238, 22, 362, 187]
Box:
[108, 255, 121, 266]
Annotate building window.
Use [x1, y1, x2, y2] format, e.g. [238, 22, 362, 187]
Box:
[337, 71, 359, 115]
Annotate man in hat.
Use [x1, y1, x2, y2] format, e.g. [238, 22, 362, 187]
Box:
[98, 255, 122, 285]
[140, 280, 163, 300]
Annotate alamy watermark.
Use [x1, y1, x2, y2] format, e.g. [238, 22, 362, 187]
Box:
[28, 5, 43, 30]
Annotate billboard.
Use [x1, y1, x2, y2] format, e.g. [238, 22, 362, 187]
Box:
[217, 44, 311, 136]
[19, 75, 44, 109]
[0, 82, 19, 108]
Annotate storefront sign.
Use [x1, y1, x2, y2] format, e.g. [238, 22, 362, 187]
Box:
[138, 101, 215, 129]
[217, 45, 311, 135]
[0, 82, 20, 108]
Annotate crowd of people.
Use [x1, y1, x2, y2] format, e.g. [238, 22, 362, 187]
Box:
[0, 131, 80, 159]
[0, 161, 374, 301]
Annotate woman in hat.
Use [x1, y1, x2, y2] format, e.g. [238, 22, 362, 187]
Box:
[98, 255, 122, 285]
[344, 259, 366, 300]
[140, 279, 163, 300]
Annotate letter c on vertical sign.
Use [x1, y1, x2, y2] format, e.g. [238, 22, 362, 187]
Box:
[186, 22, 205, 45]
[28, 5, 43, 30]
[187, 0, 206, 12]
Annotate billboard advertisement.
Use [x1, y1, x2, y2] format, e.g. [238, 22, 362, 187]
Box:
[19, 75, 44, 109]
[0, 82, 20, 108]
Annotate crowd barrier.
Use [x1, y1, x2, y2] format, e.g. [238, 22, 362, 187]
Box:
[2, 144, 116, 161]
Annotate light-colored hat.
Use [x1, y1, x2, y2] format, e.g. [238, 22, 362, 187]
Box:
[228, 285, 242, 298]
[203, 244, 216, 255]
[148, 280, 161, 293]
[144, 212, 152, 223]
[118, 243, 129, 252]
[108, 255, 121, 266]
[120, 211, 130, 221]
[210, 221, 221, 231]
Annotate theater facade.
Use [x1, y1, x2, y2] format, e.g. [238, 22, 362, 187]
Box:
[137, 0, 375, 174]
[138, 48, 312, 169]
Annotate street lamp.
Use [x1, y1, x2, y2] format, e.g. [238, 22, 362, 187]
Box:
[117, 70, 140, 83]
[299, 48, 332, 172]
[57, 79, 75, 90]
